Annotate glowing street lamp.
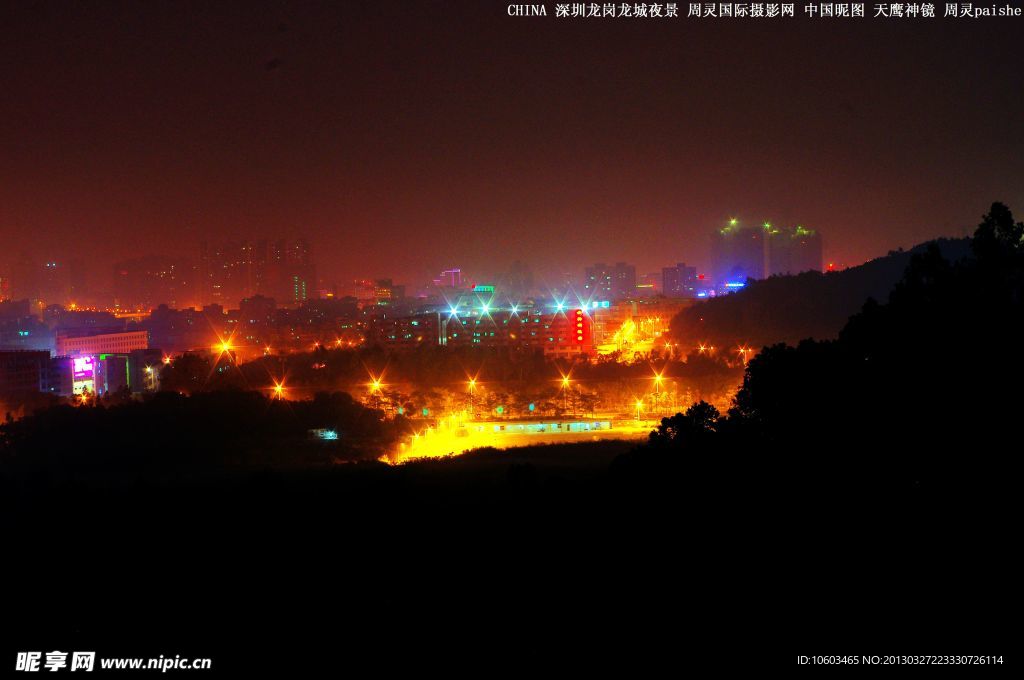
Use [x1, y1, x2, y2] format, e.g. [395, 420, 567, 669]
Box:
[366, 376, 384, 410]
[560, 375, 571, 412]
[273, 382, 285, 399]
[635, 399, 643, 422]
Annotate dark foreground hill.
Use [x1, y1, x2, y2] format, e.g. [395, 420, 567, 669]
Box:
[668, 237, 972, 350]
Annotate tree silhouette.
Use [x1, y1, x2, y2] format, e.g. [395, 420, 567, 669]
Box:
[647, 400, 720, 449]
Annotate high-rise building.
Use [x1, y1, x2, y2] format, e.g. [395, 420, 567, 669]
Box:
[262, 239, 316, 306]
[199, 240, 259, 306]
[712, 220, 824, 288]
[584, 262, 636, 301]
[200, 238, 315, 307]
[662, 263, 699, 298]
[766, 226, 823, 276]
[112, 256, 193, 311]
[711, 220, 765, 287]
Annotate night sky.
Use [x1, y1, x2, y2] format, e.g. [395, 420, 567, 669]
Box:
[2, 1, 1023, 289]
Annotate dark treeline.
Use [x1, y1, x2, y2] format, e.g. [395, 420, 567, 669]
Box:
[606, 204, 1020, 655]
[626, 205, 1018, 501]
[0, 391, 397, 484]
[668, 237, 973, 350]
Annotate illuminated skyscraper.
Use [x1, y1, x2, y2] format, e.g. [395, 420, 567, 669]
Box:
[711, 220, 765, 287]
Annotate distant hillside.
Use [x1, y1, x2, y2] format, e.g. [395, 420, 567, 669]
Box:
[668, 238, 972, 351]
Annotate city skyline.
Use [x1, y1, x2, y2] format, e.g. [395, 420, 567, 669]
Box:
[2, 215, 832, 309]
[3, 2, 1021, 288]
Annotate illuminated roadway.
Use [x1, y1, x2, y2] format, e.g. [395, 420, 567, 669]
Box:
[384, 416, 660, 464]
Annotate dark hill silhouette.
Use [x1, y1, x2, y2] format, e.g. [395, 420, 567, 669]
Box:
[668, 237, 972, 349]
[612, 204, 1021, 659]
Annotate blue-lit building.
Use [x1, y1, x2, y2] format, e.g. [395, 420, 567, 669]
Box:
[711, 221, 765, 289]
[712, 220, 824, 291]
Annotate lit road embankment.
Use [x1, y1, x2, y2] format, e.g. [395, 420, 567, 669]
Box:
[384, 417, 658, 464]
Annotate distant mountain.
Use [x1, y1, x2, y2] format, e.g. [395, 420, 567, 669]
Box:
[668, 238, 972, 351]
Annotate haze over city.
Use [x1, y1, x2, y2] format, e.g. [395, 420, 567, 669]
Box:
[3, 1, 1023, 290]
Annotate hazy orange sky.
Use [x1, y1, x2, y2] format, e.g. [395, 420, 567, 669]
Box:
[2, 1, 1022, 288]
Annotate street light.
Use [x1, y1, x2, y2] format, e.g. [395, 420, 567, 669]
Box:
[367, 375, 383, 410]
[561, 375, 571, 413]
[468, 378, 477, 416]
[635, 399, 643, 423]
